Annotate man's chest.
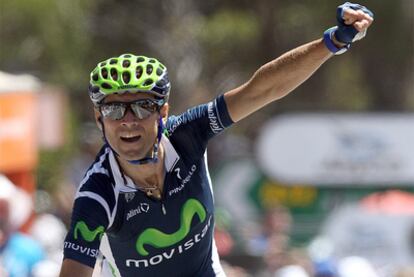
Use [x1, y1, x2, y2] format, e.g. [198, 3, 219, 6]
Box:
[106, 159, 215, 258]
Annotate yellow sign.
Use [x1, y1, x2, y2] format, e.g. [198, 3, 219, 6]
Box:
[259, 180, 317, 209]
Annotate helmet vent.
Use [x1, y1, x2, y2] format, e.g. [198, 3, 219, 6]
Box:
[144, 79, 153, 86]
[156, 80, 166, 87]
[101, 68, 108, 79]
[122, 60, 130, 68]
[102, 83, 112, 89]
[149, 59, 156, 63]
[100, 62, 106, 66]
[122, 71, 131, 84]
[110, 59, 118, 65]
[136, 66, 143, 79]
[137, 57, 145, 63]
[146, 64, 153, 74]
[91, 85, 100, 93]
[92, 74, 99, 81]
[110, 68, 118, 80]
[156, 68, 163, 76]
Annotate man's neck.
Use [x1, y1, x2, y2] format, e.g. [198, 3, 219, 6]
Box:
[118, 144, 166, 190]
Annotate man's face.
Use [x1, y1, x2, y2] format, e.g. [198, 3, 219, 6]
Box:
[95, 93, 168, 162]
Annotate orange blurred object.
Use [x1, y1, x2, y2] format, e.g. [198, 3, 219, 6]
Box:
[360, 190, 414, 215]
[0, 92, 38, 173]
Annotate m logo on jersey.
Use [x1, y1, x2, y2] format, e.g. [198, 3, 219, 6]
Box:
[135, 198, 206, 256]
[74, 221, 105, 242]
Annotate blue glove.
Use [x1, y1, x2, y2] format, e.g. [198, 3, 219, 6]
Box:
[323, 2, 374, 55]
[335, 2, 374, 44]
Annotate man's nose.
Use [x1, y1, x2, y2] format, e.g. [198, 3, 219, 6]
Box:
[121, 107, 139, 123]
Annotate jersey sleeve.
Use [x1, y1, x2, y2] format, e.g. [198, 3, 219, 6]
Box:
[166, 95, 234, 156]
[63, 176, 114, 268]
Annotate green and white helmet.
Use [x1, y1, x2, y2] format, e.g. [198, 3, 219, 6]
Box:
[88, 54, 171, 106]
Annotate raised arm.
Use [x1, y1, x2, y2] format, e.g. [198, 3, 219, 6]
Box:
[224, 2, 374, 122]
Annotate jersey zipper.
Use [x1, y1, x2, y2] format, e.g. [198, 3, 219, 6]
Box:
[160, 173, 168, 215]
[161, 201, 167, 215]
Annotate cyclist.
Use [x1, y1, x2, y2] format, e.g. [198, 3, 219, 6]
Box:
[60, 3, 373, 276]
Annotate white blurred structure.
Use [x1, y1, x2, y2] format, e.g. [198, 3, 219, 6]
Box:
[257, 113, 414, 186]
[337, 256, 379, 277]
[29, 213, 67, 263]
[321, 204, 414, 276]
[0, 174, 33, 230]
[274, 265, 310, 277]
[0, 71, 40, 93]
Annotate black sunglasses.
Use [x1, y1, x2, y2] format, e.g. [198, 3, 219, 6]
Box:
[99, 99, 162, 120]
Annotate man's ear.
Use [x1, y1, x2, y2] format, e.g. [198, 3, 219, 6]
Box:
[160, 103, 169, 121]
[94, 108, 103, 131]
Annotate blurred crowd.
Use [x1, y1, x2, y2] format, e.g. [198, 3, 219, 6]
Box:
[0, 175, 65, 277]
[215, 205, 414, 277]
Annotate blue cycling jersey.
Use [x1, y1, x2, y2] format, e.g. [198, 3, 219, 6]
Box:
[63, 95, 233, 277]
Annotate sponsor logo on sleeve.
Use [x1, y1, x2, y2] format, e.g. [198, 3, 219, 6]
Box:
[74, 221, 105, 242]
[64, 241, 100, 258]
[64, 221, 104, 258]
[207, 101, 223, 133]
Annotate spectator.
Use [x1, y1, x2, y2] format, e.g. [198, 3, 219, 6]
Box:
[248, 205, 292, 256]
[0, 174, 45, 277]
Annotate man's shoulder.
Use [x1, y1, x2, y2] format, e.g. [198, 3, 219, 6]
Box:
[77, 146, 115, 198]
[165, 96, 232, 137]
[166, 103, 209, 134]
[81, 147, 112, 183]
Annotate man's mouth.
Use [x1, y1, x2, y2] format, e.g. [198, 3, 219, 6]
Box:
[120, 135, 141, 143]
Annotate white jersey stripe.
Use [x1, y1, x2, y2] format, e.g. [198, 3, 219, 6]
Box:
[78, 148, 110, 188]
[212, 238, 226, 276]
[99, 234, 122, 277]
[75, 191, 112, 223]
[204, 151, 215, 203]
[107, 185, 120, 229]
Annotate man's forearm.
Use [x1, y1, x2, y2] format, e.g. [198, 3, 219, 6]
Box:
[250, 38, 332, 104]
[225, 39, 332, 122]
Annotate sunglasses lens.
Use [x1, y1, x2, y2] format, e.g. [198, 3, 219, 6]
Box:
[101, 100, 159, 120]
[101, 104, 126, 120]
[131, 103, 154, 119]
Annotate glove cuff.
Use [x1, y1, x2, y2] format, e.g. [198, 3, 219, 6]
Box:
[323, 26, 351, 55]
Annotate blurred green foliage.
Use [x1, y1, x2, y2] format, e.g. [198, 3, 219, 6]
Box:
[0, 0, 412, 189]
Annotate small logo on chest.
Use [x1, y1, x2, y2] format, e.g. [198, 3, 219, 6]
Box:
[174, 168, 182, 180]
[125, 192, 135, 203]
[168, 164, 197, 196]
[127, 203, 150, 221]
